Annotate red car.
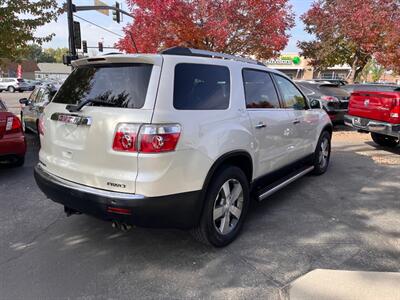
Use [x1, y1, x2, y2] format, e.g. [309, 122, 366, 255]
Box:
[345, 86, 400, 147]
[0, 99, 26, 166]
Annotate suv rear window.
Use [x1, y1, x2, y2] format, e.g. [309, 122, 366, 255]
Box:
[319, 85, 349, 97]
[52, 64, 153, 109]
[173, 63, 230, 110]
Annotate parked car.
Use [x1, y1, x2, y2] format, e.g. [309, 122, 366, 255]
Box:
[20, 84, 59, 134]
[343, 84, 400, 93]
[312, 79, 348, 86]
[0, 99, 26, 166]
[34, 47, 332, 246]
[0, 78, 35, 93]
[345, 87, 400, 147]
[296, 81, 351, 123]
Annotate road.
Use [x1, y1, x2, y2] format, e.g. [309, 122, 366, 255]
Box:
[0, 92, 399, 299]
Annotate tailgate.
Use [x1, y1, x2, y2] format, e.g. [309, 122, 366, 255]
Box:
[348, 91, 399, 123]
[39, 56, 162, 194]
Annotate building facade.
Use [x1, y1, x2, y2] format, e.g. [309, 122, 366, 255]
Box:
[35, 63, 71, 81]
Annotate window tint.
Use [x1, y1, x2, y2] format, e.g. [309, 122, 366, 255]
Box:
[274, 75, 307, 110]
[53, 64, 153, 109]
[242, 69, 280, 108]
[173, 63, 230, 110]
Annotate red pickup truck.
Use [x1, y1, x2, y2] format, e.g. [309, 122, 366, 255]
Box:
[345, 87, 400, 147]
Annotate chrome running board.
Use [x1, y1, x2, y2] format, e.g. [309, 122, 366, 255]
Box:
[258, 166, 314, 201]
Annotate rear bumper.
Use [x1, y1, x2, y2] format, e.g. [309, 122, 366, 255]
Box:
[34, 164, 203, 229]
[0, 134, 26, 158]
[344, 115, 400, 138]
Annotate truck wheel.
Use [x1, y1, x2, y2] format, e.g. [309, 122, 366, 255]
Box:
[7, 86, 15, 93]
[192, 166, 250, 247]
[312, 131, 331, 175]
[371, 133, 399, 148]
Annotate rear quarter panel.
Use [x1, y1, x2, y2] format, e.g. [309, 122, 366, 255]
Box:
[139, 57, 255, 196]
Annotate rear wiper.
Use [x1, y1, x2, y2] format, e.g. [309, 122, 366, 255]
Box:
[66, 99, 117, 112]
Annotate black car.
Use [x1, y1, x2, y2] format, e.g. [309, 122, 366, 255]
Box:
[312, 78, 348, 86]
[343, 83, 400, 93]
[296, 81, 351, 123]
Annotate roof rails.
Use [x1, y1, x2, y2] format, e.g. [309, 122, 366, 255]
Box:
[160, 47, 265, 66]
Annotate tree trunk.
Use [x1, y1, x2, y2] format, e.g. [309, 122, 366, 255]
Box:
[348, 57, 359, 84]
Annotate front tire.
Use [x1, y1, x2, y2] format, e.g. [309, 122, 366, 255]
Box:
[371, 132, 399, 148]
[192, 166, 250, 247]
[312, 131, 331, 175]
[7, 86, 15, 93]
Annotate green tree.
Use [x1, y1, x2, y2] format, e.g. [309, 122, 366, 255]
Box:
[44, 47, 69, 63]
[0, 0, 62, 61]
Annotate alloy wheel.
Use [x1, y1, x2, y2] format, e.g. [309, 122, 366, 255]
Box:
[213, 179, 244, 235]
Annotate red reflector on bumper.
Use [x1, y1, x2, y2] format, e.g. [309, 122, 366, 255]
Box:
[107, 207, 132, 215]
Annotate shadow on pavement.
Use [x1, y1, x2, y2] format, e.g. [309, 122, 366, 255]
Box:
[0, 136, 399, 299]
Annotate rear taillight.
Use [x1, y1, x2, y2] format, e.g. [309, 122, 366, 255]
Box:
[389, 99, 400, 120]
[321, 96, 339, 102]
[138, 124, 181, 153]
[112, 123, 181, 153]
[112, 123, 140, 152]
[5, 116, 22, 134]
[38, 115, 45, 135]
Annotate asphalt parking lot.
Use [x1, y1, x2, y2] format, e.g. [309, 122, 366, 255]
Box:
[0, 92, 399, 299]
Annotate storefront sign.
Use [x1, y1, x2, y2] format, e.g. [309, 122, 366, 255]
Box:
[266, 56, 301, 66]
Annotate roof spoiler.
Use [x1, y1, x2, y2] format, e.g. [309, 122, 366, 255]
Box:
[160, 46, 265, 66]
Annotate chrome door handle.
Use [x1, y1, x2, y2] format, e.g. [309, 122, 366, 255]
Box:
[255, 122, 266, 129]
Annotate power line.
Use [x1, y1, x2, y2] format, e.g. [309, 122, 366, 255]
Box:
[73, 14, 124, 38]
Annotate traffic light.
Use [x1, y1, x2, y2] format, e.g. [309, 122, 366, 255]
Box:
[82, 40, 88, 53]
[98, 42, 103, 52]
[112, 2, 120, 23]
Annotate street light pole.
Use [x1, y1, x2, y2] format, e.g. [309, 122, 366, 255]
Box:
[67, 0, 77, 59]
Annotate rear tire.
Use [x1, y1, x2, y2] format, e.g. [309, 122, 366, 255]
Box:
[371, 132, 399, 148]
[192, 166, 250, 247]
[312, 131, 331, 175]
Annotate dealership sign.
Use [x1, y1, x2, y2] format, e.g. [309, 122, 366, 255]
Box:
[266, 56, 301, 66]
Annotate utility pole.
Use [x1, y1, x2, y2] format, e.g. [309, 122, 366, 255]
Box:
[66, 0, 77, 59]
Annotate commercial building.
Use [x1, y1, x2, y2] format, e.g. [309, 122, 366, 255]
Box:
[265, 53, 399, 84]
[0, 59, 39, 79]
[35, 63, 71, 81]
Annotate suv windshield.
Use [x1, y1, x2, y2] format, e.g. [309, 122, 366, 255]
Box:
[52, 64, 153, 109]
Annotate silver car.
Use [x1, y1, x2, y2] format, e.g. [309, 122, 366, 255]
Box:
[0, 78, 35, 93]
[20, 84, 59, 133]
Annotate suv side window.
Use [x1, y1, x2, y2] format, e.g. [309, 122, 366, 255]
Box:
[273, 75, 307, 110]
[242, 69, 280, 108]
[173, 63, 230, 110]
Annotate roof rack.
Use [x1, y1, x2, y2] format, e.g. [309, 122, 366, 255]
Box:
[160, 47, 265, 66]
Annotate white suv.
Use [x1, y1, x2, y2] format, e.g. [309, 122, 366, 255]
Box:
[34, 47, 332, 247]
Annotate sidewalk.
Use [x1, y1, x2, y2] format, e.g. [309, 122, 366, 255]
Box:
[287, 269, 400, 300]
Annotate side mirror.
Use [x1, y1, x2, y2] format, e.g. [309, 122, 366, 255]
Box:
[309, 99, 321, 109]
[19, 98, 29, 105]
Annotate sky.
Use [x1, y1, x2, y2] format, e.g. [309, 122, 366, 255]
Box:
[36, 0, 314, 54]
